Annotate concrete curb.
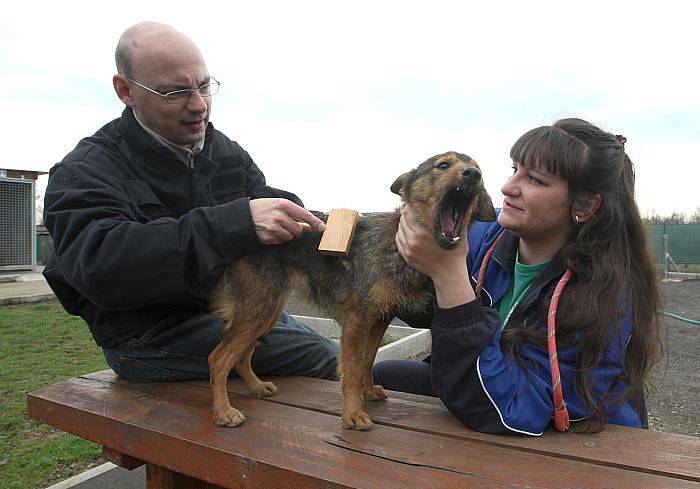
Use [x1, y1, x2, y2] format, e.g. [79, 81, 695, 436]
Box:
[665, 272, 700, 281]
[46, 463, 144, 489]
[0, 293, 56, 306]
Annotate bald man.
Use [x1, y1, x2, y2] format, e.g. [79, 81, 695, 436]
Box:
[43, 22, 339, 382]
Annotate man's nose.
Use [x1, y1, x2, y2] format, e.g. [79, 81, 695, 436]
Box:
[187, 89, 208, 113]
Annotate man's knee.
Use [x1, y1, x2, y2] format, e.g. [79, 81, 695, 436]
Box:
[306, 338, 340, 380]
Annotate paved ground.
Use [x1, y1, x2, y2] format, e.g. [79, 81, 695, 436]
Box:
[0, 268, 54, 305]
[2, 270, 697, 437]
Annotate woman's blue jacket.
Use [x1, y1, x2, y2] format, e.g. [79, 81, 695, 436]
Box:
[429, 217, 645, 435]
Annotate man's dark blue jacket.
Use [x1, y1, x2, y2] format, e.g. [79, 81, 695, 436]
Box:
[43, 108, 300, 348]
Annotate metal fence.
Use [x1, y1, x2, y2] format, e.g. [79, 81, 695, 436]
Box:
[1, 177, 36, 270]
[647, 223, 700, 265]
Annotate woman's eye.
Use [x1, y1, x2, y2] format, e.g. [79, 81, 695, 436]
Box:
[527, 175, 542, 184]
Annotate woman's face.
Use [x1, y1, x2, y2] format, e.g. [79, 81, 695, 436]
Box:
[498, 161, 572, 243]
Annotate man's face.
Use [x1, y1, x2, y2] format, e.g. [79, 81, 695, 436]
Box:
[128, 44, 211, 147]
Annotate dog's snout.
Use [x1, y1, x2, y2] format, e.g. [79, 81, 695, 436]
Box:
[462, 167, 481, 183]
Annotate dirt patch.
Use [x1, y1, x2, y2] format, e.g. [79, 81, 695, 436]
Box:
[648, 279, 700, 436]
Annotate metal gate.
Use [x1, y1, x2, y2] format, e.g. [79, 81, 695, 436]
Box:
[1, 177, 36, 270]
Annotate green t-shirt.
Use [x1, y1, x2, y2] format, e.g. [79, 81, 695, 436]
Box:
[496, 250, 550, 332]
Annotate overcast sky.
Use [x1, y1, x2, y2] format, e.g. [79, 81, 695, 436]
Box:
[2, 1, 699, 216]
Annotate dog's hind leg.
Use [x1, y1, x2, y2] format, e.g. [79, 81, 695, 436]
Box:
[233, 298, 286, 399]
[208, 322, 259, 427]
[208, 293, 287, 427]
[234, 345, 278, 398]
[210, 266, 289, 427]
[361, 319, 390, 402]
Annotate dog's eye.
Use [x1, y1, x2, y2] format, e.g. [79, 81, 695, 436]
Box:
[436, 162, 450, 170]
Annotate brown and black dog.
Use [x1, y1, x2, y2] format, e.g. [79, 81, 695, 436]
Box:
[209, 151, 495, 430]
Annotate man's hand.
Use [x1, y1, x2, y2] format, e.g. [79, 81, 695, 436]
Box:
[250, 198, 326, 245]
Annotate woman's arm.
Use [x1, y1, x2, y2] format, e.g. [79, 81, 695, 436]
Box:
[396, 206, 555, 434]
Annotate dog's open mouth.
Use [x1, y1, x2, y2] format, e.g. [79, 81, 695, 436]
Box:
[436, 186, 477, 249]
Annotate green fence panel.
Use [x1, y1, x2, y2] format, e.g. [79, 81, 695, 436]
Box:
[647, 224, 700, 264]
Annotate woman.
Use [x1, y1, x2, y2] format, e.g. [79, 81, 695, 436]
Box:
[374, 118, 662, 435]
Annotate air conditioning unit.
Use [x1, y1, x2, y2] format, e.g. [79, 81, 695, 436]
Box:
[1, 176, 36, 270]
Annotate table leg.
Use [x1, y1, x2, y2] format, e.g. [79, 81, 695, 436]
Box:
[146, 464, 224, 489]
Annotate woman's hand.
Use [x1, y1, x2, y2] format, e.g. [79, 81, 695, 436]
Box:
[395, 205, 476, 308]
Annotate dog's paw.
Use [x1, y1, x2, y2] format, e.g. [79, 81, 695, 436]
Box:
[213, 407, 246, 427]
[250, 381, 278, 398]
[342, 410, 374, 431]
[363, 384, 388, 402]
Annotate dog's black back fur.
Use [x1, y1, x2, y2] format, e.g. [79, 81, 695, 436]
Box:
[213, 209, 429, 327]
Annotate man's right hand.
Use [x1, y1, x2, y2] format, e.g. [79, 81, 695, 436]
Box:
[249, 198, 326, 245]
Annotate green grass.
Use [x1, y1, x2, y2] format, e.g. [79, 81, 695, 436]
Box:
[0, 300, 108, 489]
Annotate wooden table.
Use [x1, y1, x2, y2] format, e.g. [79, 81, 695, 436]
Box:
[27, 370, 699, 488]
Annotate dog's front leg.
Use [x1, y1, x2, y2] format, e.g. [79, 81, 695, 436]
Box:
[339, 319, 373, 430]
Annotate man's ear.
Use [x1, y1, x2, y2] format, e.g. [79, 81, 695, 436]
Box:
[113, 74, 135, 107]
[390, 171, 412, 197]
[473, 189, 496, 221]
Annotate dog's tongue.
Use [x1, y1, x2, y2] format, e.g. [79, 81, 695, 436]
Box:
[442, 210, 456, 235]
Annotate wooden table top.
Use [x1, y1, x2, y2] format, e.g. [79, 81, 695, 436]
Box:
[27, 370, 700, 488]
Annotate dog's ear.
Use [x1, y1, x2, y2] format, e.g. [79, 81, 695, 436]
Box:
[473, 189, 496, 222]
[390, 171, 412, 197]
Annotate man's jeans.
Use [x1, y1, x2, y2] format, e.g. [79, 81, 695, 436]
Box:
[103, 311, 339, 382]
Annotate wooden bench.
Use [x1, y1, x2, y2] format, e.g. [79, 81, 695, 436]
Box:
[27, 370, 699, 488]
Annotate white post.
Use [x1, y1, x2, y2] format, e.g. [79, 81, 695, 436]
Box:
[662, 234, 669, 279]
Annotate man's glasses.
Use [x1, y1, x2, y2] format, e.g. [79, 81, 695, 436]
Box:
[127, 76, 220, 104]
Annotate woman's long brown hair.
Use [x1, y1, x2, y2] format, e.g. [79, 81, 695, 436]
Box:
[501, 118, 663, 431]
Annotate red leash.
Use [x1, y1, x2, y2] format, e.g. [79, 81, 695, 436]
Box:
[475, 231, 571, 432]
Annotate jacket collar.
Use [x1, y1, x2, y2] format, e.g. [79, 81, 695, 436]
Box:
[132, 110, 204, 168]
[118, 107, 215, 170]
[491, 229, 518, 272]
[474, 226, 568, 307]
